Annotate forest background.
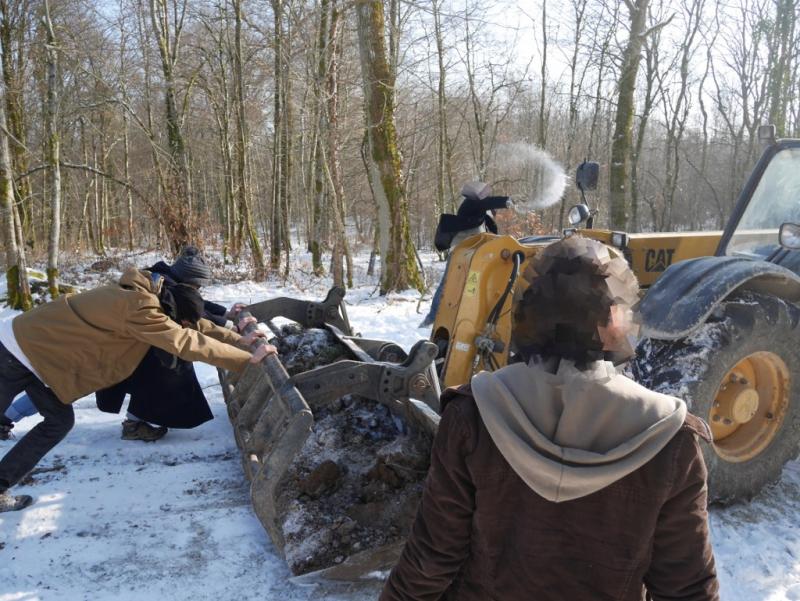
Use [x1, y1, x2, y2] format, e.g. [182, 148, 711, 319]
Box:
[0, 0, 797, 307]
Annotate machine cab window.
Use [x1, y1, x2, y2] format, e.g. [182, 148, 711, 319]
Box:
[726, 146, 800, 259]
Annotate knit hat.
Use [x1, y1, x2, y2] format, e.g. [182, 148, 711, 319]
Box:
[171, 246, 212, 287]
[161, 282, 205, 326]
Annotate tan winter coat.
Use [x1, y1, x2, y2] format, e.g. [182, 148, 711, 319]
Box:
[13, 268, 252, 404]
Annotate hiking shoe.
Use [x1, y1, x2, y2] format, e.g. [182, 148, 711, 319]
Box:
[121, 420, 168, 442]
[0, 492, 33, 512]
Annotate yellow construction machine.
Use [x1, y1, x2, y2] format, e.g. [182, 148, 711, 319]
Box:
[433, 126, 800, 506]
[219, 125, 800, 578]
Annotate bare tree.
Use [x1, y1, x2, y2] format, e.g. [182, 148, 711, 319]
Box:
[231, 0, 266, 278]
[43, 0, 61, 298]
[355, 0, 422, 293]
[326, 0, 352, 287]
[150, 0, 193, 251]
[656, 0, 705, 230]
[766, 0, 796, 134]
[630, 32, 662, 230]
[0, 71, 31, 310]
[309, 0, 329, 277]
[269, 0, 293, 273]
[608, 0, 654, 229]
[0, 0, 33, 243]
[538, 0, 548, 148]
[431, 0, 455, 216]
[711, 0, 771, 212]
[556, 0, 591, 227]
[461, 9, 528, 180]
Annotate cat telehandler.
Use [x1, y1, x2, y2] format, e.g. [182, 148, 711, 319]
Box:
[220, 124, 800, 578]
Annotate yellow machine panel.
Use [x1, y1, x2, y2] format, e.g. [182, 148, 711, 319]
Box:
[575, 229, 723, 287]
[433, 229, 725, 388]
[433, 234, 540, 388]
[625, 231, 723, 287]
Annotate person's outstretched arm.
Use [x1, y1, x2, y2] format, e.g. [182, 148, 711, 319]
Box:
[456, 195, 510, 218]
[125, 301, 253, 372]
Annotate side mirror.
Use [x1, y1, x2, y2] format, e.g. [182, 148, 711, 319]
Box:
[568, 204, 591, 226]
[779, 222, 800, 249]
[576, 161, 599, 191]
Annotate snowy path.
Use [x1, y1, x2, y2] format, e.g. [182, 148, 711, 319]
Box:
[2, 255, 800, 599]
[1, 366, 382, 601]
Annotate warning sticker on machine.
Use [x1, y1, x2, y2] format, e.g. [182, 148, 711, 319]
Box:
[465, 271, 480, 296]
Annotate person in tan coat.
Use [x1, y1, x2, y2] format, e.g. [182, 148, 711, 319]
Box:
[380, 236, 720, 601]
[0, 267, 273, 512]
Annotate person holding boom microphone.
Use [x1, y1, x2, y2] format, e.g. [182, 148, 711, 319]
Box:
[420, 182, 513, 328]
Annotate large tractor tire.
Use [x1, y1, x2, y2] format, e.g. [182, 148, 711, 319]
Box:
[632, 291, 800, 503]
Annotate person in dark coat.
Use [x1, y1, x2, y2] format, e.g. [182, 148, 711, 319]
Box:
[381, 236, 720, 601]
[95, 247, 246, 441]
[0, 268, 270, 512]
[420, 182, 511, 328]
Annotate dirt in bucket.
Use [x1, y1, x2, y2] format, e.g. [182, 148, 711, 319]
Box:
[269, 325, 433, 576]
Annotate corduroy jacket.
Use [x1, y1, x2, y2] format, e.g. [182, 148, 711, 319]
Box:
[380, 387, 720, 601]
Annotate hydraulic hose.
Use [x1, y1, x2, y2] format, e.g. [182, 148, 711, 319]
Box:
[486, 251, 525, 326]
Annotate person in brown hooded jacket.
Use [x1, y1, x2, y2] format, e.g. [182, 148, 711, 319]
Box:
[380, 236, 720, 601]
[0, 267, 274, 512]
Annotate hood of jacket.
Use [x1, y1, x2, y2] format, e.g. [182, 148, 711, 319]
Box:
[471, 359, 687, 502]
[119, 267, 163, 295]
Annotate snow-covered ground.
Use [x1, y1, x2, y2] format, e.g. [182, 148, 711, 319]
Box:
[2, 248, 800, 600]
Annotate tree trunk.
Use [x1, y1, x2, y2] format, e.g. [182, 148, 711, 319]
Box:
[767, 0, 796, 134]
[310, 0, 330, 277]
[661, 0, 703, 231]
[355, 0, 422, 294]
[270, 0, 286, 271]
[325, 0, 351, 288]
[0, 72, 31, 310]
[123, 109, 134, 250]
[559, 0, 589, 228]
[631, 37, 658, 231]
[0, 0, 33, 244]
[232, 0, 266, 278]
[281, 30, 293, 277]
[432, 0, 454, 218]
[43, 0, 60, 298]
[463, 15, 487, 180]
[538, 0, 548, 148]
[311, 130, 326, 276]
[150, 0, 192, 251]
[609, 0, 649, 230]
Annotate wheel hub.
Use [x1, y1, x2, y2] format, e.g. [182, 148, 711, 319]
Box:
[713, 376, 760, 424]
[708, 352, 790, 463]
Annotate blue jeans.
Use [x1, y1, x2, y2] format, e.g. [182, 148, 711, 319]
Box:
[5, 392, 38, 422]
[0, 341, 74, 491]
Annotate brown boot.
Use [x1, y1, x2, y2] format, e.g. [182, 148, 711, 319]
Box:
[121, 419, 168, 442]
[0, 491, 33, 512]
